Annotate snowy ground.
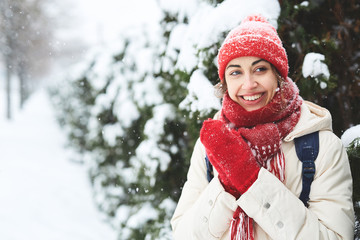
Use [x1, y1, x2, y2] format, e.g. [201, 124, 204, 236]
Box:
[0, 89, 116, 240]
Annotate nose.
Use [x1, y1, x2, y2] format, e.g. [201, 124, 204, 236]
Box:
[242, 74, 257, 89]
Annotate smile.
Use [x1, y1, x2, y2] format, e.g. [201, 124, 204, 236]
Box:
[242, 93, 263, 101]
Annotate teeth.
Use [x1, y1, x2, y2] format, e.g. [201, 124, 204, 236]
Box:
[243, 94, 262, 101]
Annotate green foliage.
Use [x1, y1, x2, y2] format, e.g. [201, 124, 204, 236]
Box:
[347, 137, 360, 239]
[348, 138, 360, 160]
[49, 69, 97, 156]
[278, 0, 360, 136]
[347, 137, 360, 207]
[52, 4, 206, 238]
[198, 43, 222, 85]
[204, 0, 225, 5]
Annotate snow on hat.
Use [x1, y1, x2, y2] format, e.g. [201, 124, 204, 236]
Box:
[217, 14, 288, 82]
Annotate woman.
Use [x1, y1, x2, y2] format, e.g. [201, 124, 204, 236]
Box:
[171, 15, 354, 239]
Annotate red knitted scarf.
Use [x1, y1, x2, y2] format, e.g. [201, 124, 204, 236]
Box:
[218, 78, 302, 240]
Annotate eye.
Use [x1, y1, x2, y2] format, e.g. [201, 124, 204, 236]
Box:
[229, 70, 241, 76]
[255, 66, 268, 73]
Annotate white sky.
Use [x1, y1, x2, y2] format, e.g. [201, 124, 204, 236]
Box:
[53, 0, 160, 46]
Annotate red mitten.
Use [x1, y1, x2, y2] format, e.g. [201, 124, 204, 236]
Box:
[200, 119, 260, 197]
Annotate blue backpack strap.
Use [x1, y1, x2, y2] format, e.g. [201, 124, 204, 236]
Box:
[294, 131, 319, 207]
[205, 154, 214, 182]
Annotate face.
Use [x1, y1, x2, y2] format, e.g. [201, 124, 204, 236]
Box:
[224, 56, 278, 111]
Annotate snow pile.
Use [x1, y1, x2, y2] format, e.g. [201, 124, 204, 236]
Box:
[341, 124, 360, 147]
[180, 69, 221, 116]
[302, 52, 330, 89]
[171, 0, 280, 72]
[134, 104, 176, 179]
[158, 0, 201, 23]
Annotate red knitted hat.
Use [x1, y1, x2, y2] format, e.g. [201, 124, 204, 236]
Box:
[217, 14, 288, 82]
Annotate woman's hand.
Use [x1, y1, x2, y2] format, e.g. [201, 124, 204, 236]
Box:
[200, 119, 260, 198]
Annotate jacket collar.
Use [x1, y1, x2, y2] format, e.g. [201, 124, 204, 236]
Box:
[284, 101, 332, 142]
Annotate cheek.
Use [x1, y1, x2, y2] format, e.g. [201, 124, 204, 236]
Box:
[265, 81, 278, 102]
[226, 82, 238, 99]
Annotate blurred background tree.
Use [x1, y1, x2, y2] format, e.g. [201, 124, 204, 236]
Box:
[0, 0, 53, 119]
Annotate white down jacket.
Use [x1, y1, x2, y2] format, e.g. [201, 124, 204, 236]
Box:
[171, 101, 355, 239]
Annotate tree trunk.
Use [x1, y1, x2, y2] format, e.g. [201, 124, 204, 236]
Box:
[6, 65, 11, 120]
[18, 67, 28, 109]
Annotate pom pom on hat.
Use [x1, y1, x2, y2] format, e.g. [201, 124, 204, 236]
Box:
[217, 14, 288, 82]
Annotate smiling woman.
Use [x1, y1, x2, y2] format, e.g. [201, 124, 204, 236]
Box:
[171, 14, 355, 240]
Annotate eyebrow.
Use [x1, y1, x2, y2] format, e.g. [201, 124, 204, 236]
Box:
[226, 59, 266, 69]
[252, 59, 266, 66]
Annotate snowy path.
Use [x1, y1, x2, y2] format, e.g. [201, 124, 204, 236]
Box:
[0, 90, 116, 240]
